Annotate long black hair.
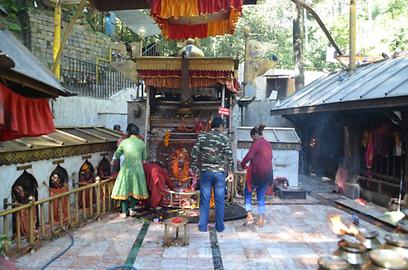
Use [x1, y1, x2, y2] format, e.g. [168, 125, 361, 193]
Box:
[126, 123, 139, 135]
[250, 124, 266, 136]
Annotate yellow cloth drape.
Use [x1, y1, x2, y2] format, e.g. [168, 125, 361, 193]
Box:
[160, 0, 199, 19]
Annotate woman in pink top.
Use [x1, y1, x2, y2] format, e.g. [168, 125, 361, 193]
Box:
[241, 125, 273, 227]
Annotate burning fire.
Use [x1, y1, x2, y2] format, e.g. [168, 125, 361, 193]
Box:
[329, 215, 359, 236]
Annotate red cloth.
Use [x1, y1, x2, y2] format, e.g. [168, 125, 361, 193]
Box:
[167, 23, 208, 39]
[50, 186, 69, 223]
[198, 0, 229, 14]
[366, 132, 374, 170]
[246, 166, 252, 192]
[241, 137, 273, 185]
[143, 163, 175, 208]
[0, 83, 55, 141]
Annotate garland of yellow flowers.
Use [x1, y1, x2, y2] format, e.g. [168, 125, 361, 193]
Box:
[164, 130, 170, 147]
[171, 148, 190, 182]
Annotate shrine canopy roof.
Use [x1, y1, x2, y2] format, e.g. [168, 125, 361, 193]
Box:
[135, 56, 238, 92]
[0, 29, 72, 98]
[0, 127, 120, 165]
[90, 0, 258, 39]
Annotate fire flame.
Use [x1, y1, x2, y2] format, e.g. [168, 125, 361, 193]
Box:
[329, 215, 359, 236]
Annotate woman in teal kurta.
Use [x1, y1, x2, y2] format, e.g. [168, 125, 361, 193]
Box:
[111, 124, 148, 216]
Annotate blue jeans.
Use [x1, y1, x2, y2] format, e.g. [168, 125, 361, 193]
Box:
[198, 171, 226, 232]
[244, 182, 268, 215]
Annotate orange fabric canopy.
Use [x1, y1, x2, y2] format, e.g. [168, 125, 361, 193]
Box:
[151, 0, 243, 39]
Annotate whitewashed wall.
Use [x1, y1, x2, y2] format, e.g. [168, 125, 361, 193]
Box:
[0, 151, 113, 236]
[236, 148, 299, 187]
[53, 87, 137, 130]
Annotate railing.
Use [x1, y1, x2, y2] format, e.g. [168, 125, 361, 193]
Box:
[142, 40, 173, 57]
[0, 178, 116, 257]
[61, 56, 136, 99]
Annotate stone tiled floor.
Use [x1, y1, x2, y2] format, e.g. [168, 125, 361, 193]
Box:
[15, 200, 389, 270]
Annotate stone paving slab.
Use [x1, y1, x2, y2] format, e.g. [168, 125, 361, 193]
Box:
[15, 202, 390, 270]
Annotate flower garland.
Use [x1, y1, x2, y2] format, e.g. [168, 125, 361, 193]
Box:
[164, 130, 170, 147]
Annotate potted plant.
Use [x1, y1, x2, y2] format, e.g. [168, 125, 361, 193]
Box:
[0, 234, 17, 270]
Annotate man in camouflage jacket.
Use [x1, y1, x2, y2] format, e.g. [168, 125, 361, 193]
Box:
[191, 117, 234, 232]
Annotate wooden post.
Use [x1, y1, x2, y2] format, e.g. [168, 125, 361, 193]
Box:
[2, 214, 8, 253]
[50, 202, 54, 239]
[66, 195, 71, 228]
[75, 192, 79, 226]
[401, 112, 408, 194]
[89, 188, 93, 216]
[58, 198, 63, 228]
[16, 213, 21, 251]
[40, 204, 45, 238]
[28, 196, 35, 246]
[145, 86, 151, 144]
[96, 178, 101, 217]
[102, 184, 106, 214]
[82, 190, 86, 219]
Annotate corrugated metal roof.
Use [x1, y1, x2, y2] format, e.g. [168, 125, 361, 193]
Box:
[271, 55, 408, 115]
[237, 127, 300, 144]
[0, 4, 7, 16]
[0, 29, 72, 97]
[0, 127, 121, 153]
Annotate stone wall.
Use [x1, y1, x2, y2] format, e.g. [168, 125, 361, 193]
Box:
[53, 87, 135, 129]
[27, 8, 115, 67]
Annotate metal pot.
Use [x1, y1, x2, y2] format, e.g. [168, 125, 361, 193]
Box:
[318, 255, 351, 270]
[334, 237, 369, 266]
[363, 249, 408, 270]
[381, 233, 408, 259]
[357, 229, 381, 250]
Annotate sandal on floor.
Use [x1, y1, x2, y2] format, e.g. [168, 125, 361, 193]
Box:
[243, 211, 255, 226]
[256, 215, 265, 228]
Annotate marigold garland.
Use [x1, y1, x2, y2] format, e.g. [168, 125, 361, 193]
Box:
[164, 130, 170, 146]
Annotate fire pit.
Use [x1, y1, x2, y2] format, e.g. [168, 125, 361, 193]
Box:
[364, 249, 408, 270]
[333, 235, 369, 266]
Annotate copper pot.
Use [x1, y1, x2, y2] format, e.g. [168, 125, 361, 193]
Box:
[363, 249, 408, 270]
[318, 255, 351, 270]
[381, 233, 408, 259]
